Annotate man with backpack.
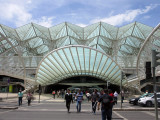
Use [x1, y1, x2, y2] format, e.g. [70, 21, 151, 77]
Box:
[97, 89, 113, 120]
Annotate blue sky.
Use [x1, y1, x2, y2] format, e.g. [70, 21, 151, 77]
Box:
[0, 0, 159, 28]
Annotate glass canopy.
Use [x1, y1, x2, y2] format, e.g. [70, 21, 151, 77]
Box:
[36, 45, 127, 86]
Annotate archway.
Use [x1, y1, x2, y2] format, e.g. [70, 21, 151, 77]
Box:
[36, 45, 127, 87]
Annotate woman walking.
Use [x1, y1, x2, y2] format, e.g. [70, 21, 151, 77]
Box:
[26, 91, 32, 106]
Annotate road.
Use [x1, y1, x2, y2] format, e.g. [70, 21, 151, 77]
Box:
[0, 97, 160, 120]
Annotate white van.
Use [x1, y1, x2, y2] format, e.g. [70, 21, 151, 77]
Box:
[138, 93, 160, 107]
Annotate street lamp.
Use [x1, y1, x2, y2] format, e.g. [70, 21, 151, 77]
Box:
[152, 50, 160, 120]
[121, 71, 125, 109]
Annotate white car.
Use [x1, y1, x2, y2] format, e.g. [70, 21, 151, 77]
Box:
[138, 93, 160, 107]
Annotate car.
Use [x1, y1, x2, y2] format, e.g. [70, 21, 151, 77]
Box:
[157, 99, 160, 107]
[129, 93, 153, 105]
[138, 93, 160, 107]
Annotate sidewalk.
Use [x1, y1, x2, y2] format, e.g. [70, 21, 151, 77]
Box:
[0, 93, 65, 109]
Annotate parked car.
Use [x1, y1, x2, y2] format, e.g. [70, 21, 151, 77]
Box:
[157, 99, 160, 107]
[138, 93, 160, 107]
[129, 93, 153, 105]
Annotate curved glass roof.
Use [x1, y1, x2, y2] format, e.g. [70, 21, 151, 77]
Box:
[36, 45, 127, 86]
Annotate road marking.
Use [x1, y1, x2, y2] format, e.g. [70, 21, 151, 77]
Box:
[141, 111, 160, 118]
[113, 111, 128, 120]
[0, 110, 14, 114]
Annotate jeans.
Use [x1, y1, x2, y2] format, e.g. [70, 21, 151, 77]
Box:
[114, 97, 117, 104]
[109, 103, 113, 118]
[66, 101, 71, 112]
[28, 99, 31, 106]
[76, 101, 81, 112]
[101, 109, 112, 120]
[18, 97, 22, 106]
[121, 96, 124, 103]
[92, 102, 97, 113]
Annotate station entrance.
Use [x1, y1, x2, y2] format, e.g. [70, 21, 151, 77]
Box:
[44, 76, 120, 93]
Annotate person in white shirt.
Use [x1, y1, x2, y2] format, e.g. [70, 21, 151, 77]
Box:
[114, 91, 118, 105]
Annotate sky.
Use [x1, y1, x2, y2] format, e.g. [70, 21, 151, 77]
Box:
[0, 0, 159, 28]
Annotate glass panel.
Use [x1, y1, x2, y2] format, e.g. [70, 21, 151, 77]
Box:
[104, 62, 116, 76]
[97, 55, 107, 74]
[90, 49, 96, 72]
[70, 47, 80, 72]
[57, 49, 72, 72]
[102, 58, 112, 75]
[44, 58, 61, 75]
[77, 47, 84, 71]
[94, 52, 102, 72]
[63, 48, 76, 72]
[48, 54, 65, 74]
[38, 69, 52, 79]
[84, 48, 90, 72]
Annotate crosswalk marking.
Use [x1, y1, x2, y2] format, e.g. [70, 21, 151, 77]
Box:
[141, 111, 160, 118]
[113, 111, 128, 120]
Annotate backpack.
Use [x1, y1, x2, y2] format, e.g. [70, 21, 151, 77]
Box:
[102, 95, 111, 109]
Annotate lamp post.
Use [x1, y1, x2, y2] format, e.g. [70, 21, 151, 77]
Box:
[38, 85, 41, 103]
[121, 71, 125, 109]
[152, 50, 160, 120]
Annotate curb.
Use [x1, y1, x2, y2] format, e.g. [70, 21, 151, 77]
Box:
[0, 107, 18, 109]
[113, 108, 160, 111]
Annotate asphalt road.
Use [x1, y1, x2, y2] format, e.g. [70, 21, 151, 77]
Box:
[0, 99, 160, 120]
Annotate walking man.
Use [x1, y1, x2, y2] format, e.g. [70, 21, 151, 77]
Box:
[97, 89, 113, 120]
[76, 89, 83, 112]
[65, 89, 73, 113]
[91, 89, 99, 114]
[18, 90, 23, 106]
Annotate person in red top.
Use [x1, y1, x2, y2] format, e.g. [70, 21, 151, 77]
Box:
[108, 89, 114, 119]
[52, 90, 56, 99]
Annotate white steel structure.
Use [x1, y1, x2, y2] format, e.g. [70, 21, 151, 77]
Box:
[137, 23, 160, 88]
[0, 21, 159, 90]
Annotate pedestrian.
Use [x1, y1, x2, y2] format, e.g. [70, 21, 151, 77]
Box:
[97, 89, 113, 120]
[108, 89, 114, 118]
[86, 92, 91, 102]
[65, 89, 73, 113]
[100, 89, 104, 97]
[52, 90, 56, 99]
[26, 91, 32, 106]
[120, 90, 124, 103]
[113, 91, 118, 105]
[18, 90, 23, 106]
[72, 91, 76, 102]
[61, 89, 65, 98]
[57, 90, 60, 98]
[91, 89, 99, 114]
[76, 89, 83, 112]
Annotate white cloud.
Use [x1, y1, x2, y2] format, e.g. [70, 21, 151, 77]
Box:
[143, 16, 150, 19]
[76, 23, 88, 27]
[0, 2, 55, 27]
[27, 0, 32, 4]
[90, 4, 158, 26]
[0, 3, 32, 27]
[33, 16, 55, 27]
